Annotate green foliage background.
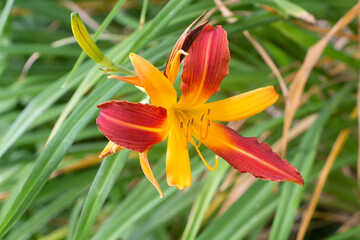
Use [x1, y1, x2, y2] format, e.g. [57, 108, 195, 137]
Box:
[0, 0, 358, 239]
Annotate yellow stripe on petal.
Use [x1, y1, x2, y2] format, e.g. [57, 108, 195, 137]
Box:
[177, 25, 230, 109]
[130, 53, 177, 109]
[201, 121, 304, 185]
[167, 50, 188, 84]
[194, 86, 279, 122]
[166, 125, 192, 190]
[139, 152, 164, 198]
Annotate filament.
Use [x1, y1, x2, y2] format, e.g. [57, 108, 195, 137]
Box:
[200, 110, 210, 140]
[186, 120, 191, 143]
[179, 121, 188, 149]
[191, 140, 218, 171]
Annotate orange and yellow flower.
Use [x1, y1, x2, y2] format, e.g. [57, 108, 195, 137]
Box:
[76, 14, 304, 198]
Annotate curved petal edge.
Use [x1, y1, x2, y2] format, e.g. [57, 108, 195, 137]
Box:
[97, 101, 169, 152]
[202, 122, 304, 185]
[178, 25, 230, 109]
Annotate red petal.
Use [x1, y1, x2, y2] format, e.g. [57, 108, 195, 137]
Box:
[164, 11, 208, 79]
[177, 25, 230, 109]
[201, 122, 304, 185]
[97, 101, 169, 152]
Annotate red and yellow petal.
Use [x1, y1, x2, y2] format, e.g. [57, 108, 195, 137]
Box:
[201, 121, 304, 185]
[164, 12, 208, 82]
[166, 125, 192, 190]
[130, 53, 177, 109]
[97, 101, 169, 152]
[177, 24, 230, 109]
[191, 86, 279, 122]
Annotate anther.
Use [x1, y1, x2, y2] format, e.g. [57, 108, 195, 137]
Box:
[191, 119, 194, 125]
[200, 114, 204, 121]
[180, 122, 183, 128]
[207, 109, 210, 115]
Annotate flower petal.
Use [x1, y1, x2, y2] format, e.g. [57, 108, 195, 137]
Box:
[97, 101, 169, 152]
[164, 12, 208, 82]
[130, 53, 177, 109]
[177, 25, 230, 109]
[139, 152, 164, 198]
[167, 50, 188, 84]
[99, 141, 123, 158]
[201, 122, 304, 185]
[166, 125, 192, 190]
[108, 75, 142, 87]
[191, 86, 279, 122]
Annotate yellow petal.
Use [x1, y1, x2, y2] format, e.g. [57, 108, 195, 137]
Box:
[164, 11, 208, 78]
[167, 50, 188, 84]
[139, 152, 164, 198]
[193, 86, 279, 122]
[166, 123, 192, 190]
[108, 75, 142, 87]
[130, 53, 177, 109]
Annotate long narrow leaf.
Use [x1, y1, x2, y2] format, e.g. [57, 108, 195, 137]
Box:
[72, 150, 129, 240]
[269, 83, 354, 240]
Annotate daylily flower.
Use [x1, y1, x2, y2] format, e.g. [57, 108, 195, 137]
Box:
[95, 15, 304, 198]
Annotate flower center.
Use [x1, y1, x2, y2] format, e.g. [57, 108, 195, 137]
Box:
[170, 108, 218, 171]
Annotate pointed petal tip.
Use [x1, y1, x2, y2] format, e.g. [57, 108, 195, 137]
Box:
[169, 183, 191, 191]
[139, 152, 164, 198]
[201, 122, 304, 186]
[290, 174, 305, 186]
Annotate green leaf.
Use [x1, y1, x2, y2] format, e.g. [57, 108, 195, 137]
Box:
[269, 83, 354, 240]
[197, 181, 277, 239]
[0, 0, 15, 36]
[324, 226, 360, 240]
[6, 187, 86, 240]
[72, 150, 129, 240]
[182, 159, 229, 240]
[0, 0, 194, 236]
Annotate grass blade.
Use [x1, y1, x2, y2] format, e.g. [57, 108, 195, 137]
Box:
[182, 159, 229, 240]
[72, 150, 129, 240]
[269, 83, 354, 240]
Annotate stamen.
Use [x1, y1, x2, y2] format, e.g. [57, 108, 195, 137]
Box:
[191, 141, 218, 171]
[186, 120, 192, 143]
[195, 139, 202, 148]
[201, 118, 210, 139]
[180, 122, 183, 128]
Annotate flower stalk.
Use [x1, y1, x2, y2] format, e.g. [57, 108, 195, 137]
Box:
[71, 12, 134, 75]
